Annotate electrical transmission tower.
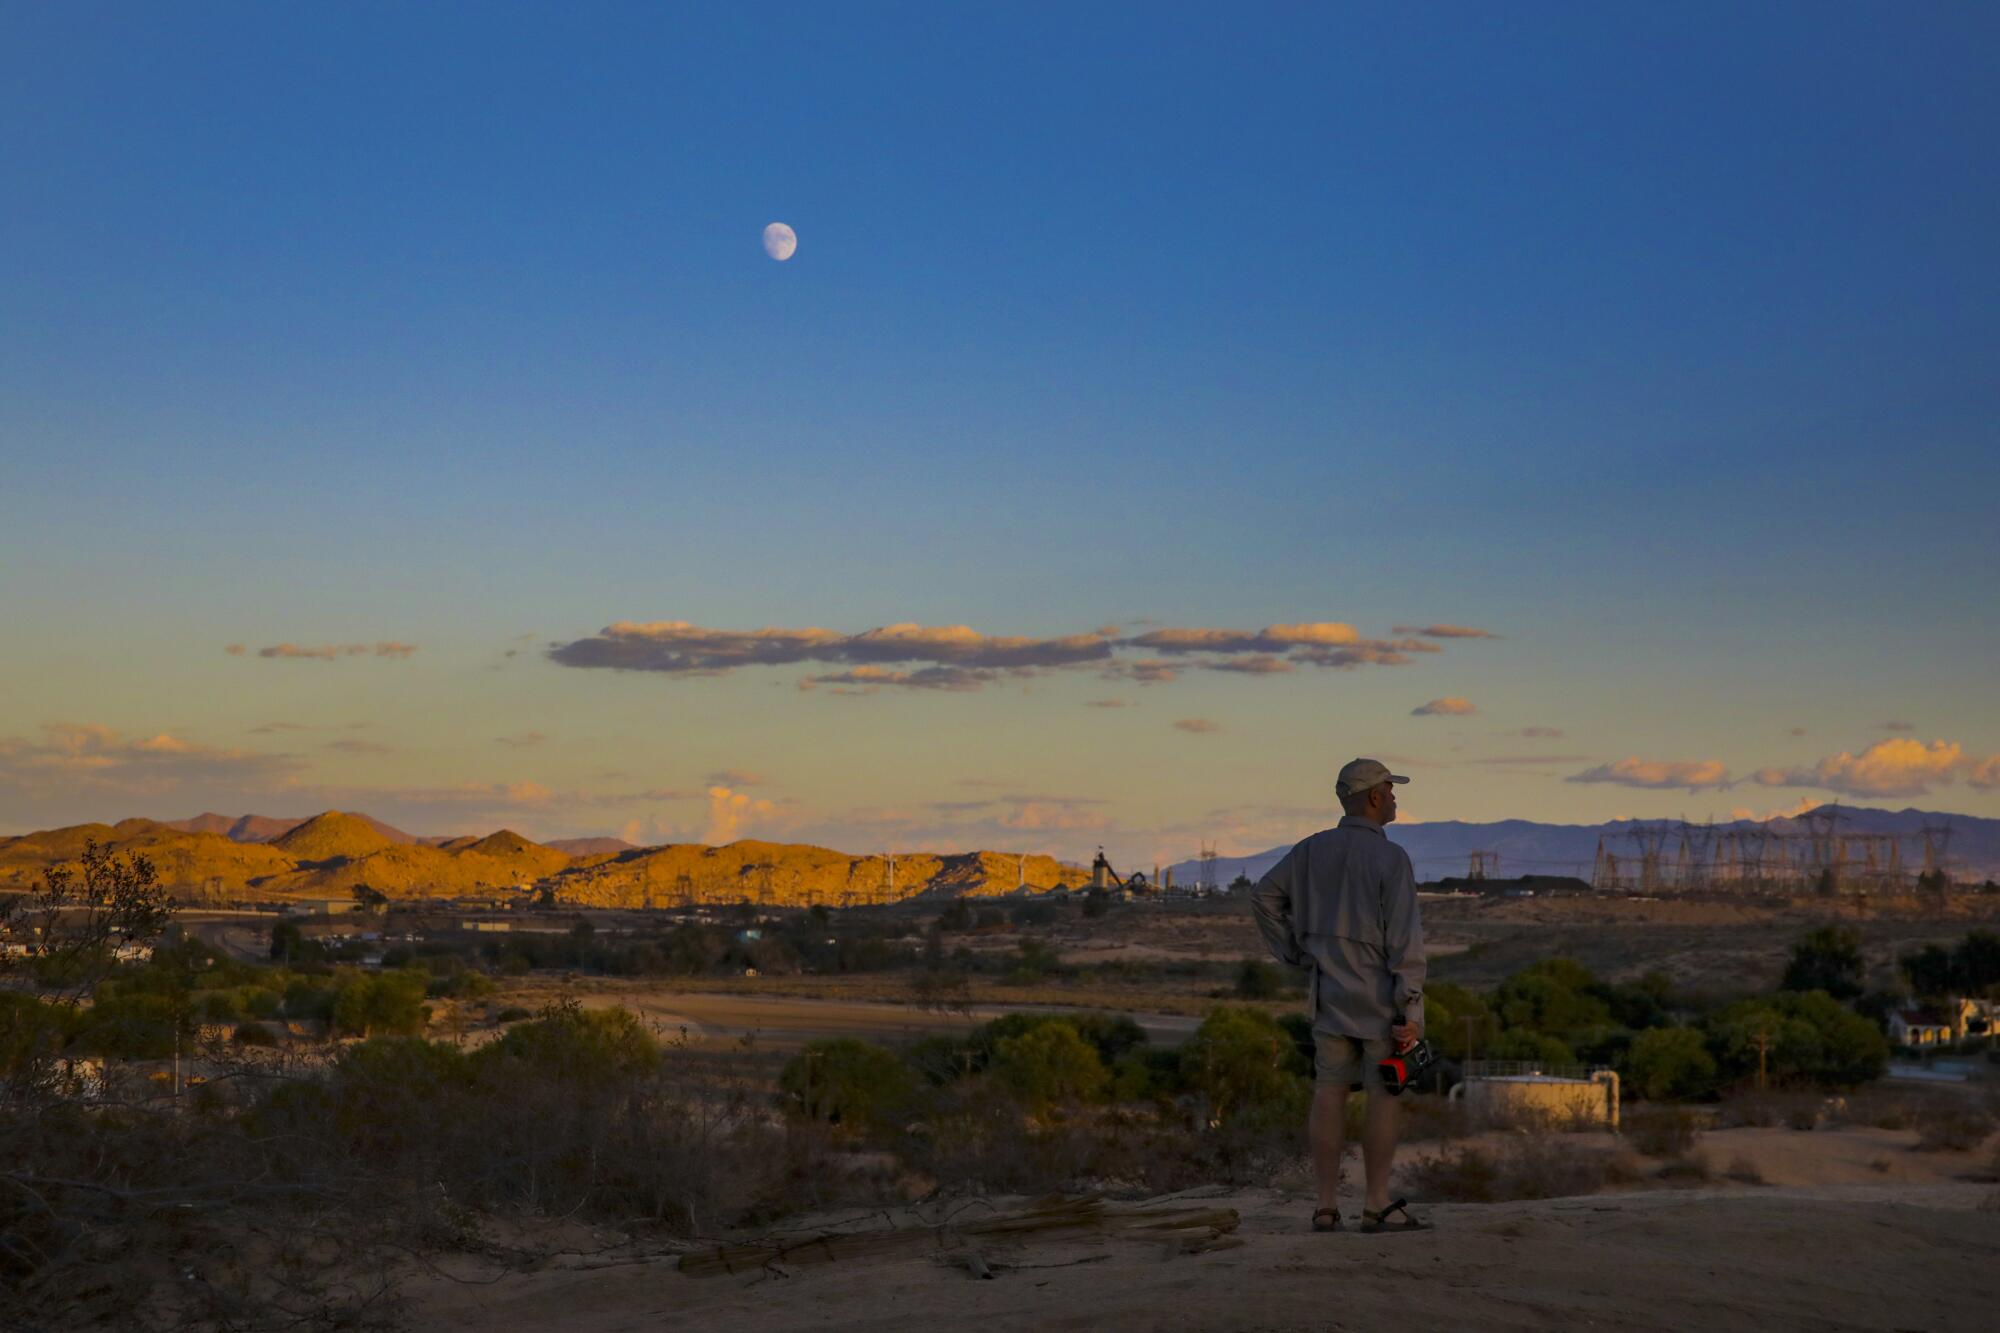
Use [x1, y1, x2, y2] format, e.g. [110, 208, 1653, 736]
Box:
[1467, 851, 1499, 881]
[1197, 840, 1219, 892]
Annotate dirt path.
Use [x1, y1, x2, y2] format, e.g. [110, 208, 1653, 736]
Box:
[409, 1182, 2000, 1331]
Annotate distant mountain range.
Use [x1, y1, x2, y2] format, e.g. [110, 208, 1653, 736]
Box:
[1163, 805, 2000, 886]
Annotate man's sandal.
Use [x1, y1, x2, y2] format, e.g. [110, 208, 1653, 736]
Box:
[1360, 1199, 1430, 1234]
[1311, 1207, 1341, 1232]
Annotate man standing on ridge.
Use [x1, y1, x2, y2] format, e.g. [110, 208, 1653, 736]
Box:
[1251, 758, 1429, 1234]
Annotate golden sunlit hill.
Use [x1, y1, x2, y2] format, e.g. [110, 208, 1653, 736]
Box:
[547, 839, 1087, 909]
[0, 812, 1085, 907]
[269, 811, 396, 862]
[0, 820, 296, 892]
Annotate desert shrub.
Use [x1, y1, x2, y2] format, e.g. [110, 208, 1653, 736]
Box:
[1913, 1098, 1995, 1152]
[1009, 901, 1057, 928]
[0, 993, 74, 1084]
[1234, 958, 1286, 999]
[1657, 1151, 1711, 1183]
[428, 970, 496, 1000]
[1398, 1094, 1470, 1142]
[480, 1001, 658, 1087]
[230, 1023, 278, 1046]
[493, 1005, 531, 1023]
[1787, 1104, 1820, 1131]
[1724, 1155, 1765, 1184]
[1179, 1007, 1306, 1128]
[1625, 1106, 1700, 1157]
[1408, 1138, 1608, 1203]
[992, 1022, 1109, 1109]
[969, 1012, 1146, 1070]
[780, 1038, 914, 1131]
[907, 967, 972, 1014]
[1623, 1026, 1716, 1102]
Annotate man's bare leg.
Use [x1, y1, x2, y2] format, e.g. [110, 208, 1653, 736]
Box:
[1360, 1089, 1399, 1214]
[1308, 1084, 1347, 1211]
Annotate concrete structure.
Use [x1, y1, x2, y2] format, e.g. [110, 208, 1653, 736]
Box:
[1455, 1066, 1620, 1130]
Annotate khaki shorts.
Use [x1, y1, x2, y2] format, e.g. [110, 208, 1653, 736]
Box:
[1314, 1033, 1393, 1089]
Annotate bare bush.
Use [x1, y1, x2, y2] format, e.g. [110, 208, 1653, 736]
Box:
[1624, 1106, 1699, 1157]
[1657, 1151, 1712, 1185]
[1723, 1155, 1765, 1184]
[1912, 1099, 1995, 1153]
[1406, 1137, 1609, 1203]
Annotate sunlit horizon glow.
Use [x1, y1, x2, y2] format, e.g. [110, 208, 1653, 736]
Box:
[3, 5, 1996, 864]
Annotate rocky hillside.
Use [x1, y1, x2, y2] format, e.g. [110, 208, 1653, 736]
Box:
[546, 840, 1086, 908]
[0, 813, 1086, 907]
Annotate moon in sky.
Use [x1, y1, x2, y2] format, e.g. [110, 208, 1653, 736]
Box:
[762, 222, 798, 262]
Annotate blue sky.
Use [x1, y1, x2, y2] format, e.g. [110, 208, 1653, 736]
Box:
[3, 3, 1997, 860]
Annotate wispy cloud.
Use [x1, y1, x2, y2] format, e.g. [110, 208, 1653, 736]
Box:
[548, 617, 1479, 693]
[1173, 718, 1222, 734]
[325, 739, 395, 755]
[1392, 624, 1499, 640]
[1567, 758, 1733, 791]
[1412, 697, 1476, 717]
[0, 722, 303, 811]
[234, 642, 418, 661]
[1877, 720, 1916, 732]
[496, 731, 548, 748]
[1083, 698, 1130, 708]
[1518, 725, 1565, 739]
[706, 769, 767, 787]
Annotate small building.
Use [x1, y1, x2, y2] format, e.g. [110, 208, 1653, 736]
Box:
[1948, 997, 1999, 1041]
[1889, 1009, 1953, 1047]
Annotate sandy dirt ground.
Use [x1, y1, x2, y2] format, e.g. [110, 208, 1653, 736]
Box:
[408, 1176, 2000, 1332]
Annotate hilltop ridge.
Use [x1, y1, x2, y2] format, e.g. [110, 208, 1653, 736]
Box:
[0, 811, 1087, 907]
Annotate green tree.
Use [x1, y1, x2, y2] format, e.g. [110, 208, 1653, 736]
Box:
[1707, 990, 1888, 1088]
[992, 1021, 1109, 1109]
[1781, 926, 1865, 1000]
[780, 1038, 914, 1130]
[1623, 1026, 1716, 1101]
[1493, 959, 1612, 1039]
[331, 969, 430, 1037]
[1178, 1006, 1304, 1126]
[1952, 930, 2000, 995]
[1485, 1028, 1577, 1067]
[1899, 944, 1957, 998]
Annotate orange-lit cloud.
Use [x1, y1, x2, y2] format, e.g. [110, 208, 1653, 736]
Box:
[703, 784, 781, 843]
[1754, 737, 1968, 797]
[1173, 718, 1222, 734]
[1567, 758, 1733, 790]
[1412, 697, 1477, 717]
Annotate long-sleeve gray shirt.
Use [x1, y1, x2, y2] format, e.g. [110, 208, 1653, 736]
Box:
[1249, 815, 1426, 1039]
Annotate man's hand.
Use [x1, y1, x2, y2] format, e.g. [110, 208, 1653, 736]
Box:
[1390, 1018, 1420, 1054]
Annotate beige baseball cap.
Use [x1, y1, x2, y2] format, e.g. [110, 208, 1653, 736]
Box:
[1336, 757, 1409, 797]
